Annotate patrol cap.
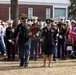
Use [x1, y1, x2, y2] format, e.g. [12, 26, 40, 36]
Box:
[21, 15, 27, 19]
[46, 19, 53, 24]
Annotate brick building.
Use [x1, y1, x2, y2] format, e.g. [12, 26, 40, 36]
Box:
[0, 0, 70, 21]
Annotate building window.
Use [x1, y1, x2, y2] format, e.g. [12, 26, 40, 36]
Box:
[28, 8, 33, 19]
[46, 8, 50, 19]
[54, 8, 66, 20]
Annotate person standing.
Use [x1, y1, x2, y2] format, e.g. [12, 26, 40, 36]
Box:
[51, 19, 59, 61]
[0, 20, 7, 56]
[57, 17, 67, 60]
[30, 16, 41, 60]
[12, 16, 32, 67]
[41, 19, 57, 67]
[6, 20, 15, 61]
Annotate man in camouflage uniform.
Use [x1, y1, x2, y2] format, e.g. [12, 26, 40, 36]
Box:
[12, 16, 32, 67]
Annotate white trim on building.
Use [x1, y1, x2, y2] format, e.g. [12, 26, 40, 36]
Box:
[0, 0, 70, 6]
[28, 8, 33, 19]
[46, 8, 51, 19]
[0, 0, 70, 20]
[53, 5, 69, 20]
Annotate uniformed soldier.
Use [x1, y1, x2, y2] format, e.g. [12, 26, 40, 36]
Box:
[30, 16, 41, 60]
[57, 17, 67, 60]
[6, 20, 15, 61]
[41, 19, 57, 67]
[12, 15, 32, 67]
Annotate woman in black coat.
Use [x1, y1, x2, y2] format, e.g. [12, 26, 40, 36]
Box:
[41, 19, 57, 67]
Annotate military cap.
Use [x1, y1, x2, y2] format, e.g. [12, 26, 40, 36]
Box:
[71, 20, 76, 23]
[54, 20, 58, 23]
[32, 16, 38, 20]
[21, 15, 27, 19]
[60, 17, 65, 20]
[2, 22, 5, 25]
[66, 20, 70, 23]
[46, 19, 53, 24]
[51, 18, 54, 22]
[7, 20, 13, 24]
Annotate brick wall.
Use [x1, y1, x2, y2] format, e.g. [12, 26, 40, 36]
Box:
[19, 4, 53, 20]
[0, 4, 53, 21]
[0, 4, 10, 21]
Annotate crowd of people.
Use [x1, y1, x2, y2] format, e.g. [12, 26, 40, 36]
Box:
[0, 16, 76, 67]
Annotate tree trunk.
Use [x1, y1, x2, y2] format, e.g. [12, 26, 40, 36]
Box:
[11, 0, 18, 27]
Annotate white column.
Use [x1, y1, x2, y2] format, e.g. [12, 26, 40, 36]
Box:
[9, 7, 11, 20]
[66, 7, 68, 20]
[53, 6, 54, 18]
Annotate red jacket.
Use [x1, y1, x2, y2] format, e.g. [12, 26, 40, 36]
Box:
[66, 31, 74, 44]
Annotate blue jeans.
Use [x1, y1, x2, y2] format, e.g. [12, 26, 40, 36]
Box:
[18, 44, 30, 66]
[58, 39, 65, 58]
[0, 36, 7, 54]
[53, 45, 57, 60]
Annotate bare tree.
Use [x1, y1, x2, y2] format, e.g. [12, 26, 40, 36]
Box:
[69, 0, 76, 20]
[11, 0, 18, 27]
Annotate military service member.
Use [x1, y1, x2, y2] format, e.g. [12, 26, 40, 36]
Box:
[6, 20, 15, 61]
[41, 19, 57, 67]
[30, 16, 41, 60]
[57, 17, 67, 60]
[12, 16, 32, 67]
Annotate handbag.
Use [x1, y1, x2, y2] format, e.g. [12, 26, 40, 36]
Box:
[66, 46, 72, 51]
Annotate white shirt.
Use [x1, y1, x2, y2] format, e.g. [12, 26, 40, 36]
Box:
[67, 34, 71, 43]
[0, 25, 4, 37]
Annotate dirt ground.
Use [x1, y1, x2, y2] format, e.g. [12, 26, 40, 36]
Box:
[0, 56, 76, 75]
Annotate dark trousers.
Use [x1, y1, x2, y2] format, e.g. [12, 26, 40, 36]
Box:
[7, 42, 15, 59]
[57, 39, 65, 58]
[18, 44, 30, 66]
[0, 44, 3, 55]
[30, 40, 39, 58]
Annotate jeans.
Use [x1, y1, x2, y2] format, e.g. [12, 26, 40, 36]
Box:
[53, 45, 57, 60]
[18, 44, 30, 66]
[30, 40, 39, 58]
[58, 39, 65, 58]
[0, 36, 7, 54]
